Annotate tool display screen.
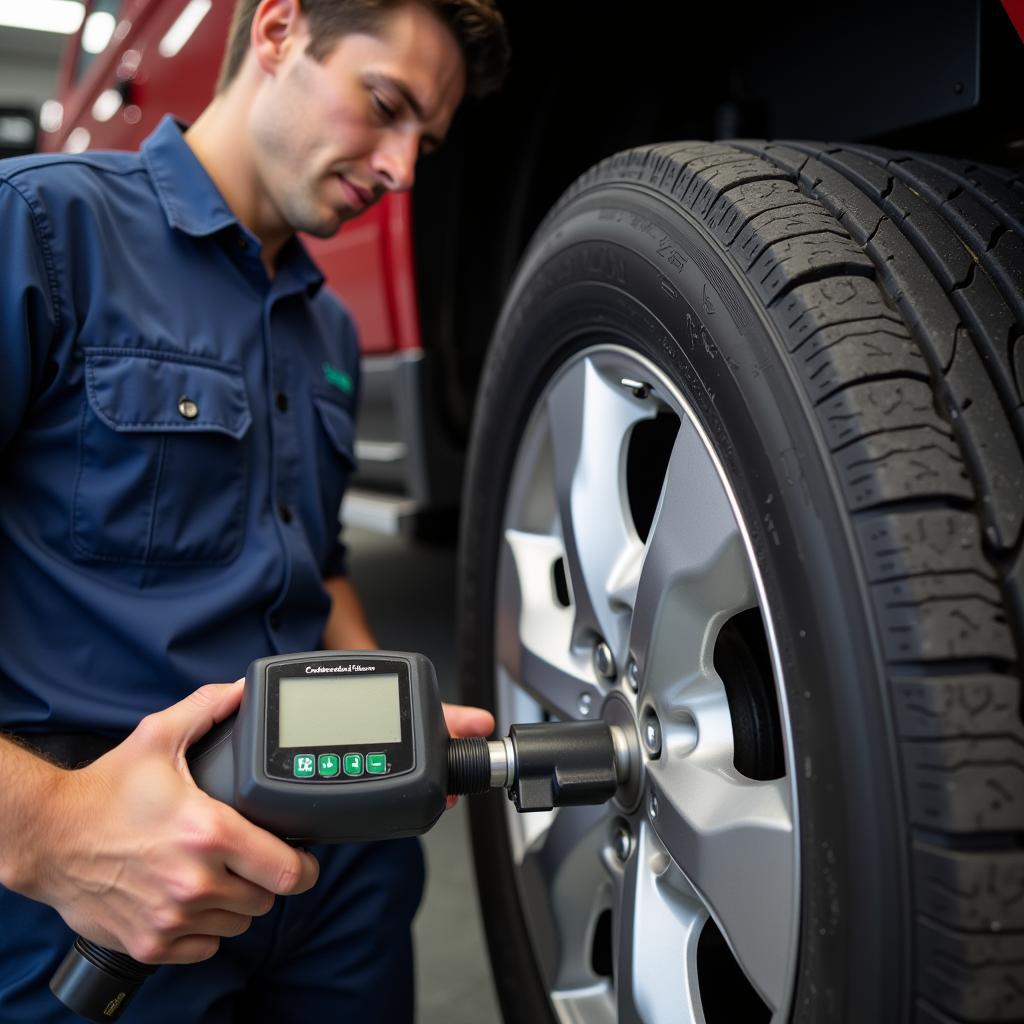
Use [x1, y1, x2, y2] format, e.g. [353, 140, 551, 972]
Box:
[277, 673, 401, 748]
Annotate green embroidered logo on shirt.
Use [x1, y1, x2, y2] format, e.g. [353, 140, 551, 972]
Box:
[322, 363, 354, 395]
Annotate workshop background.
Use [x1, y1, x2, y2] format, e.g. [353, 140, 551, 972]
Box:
[0, 7, 501, 1022]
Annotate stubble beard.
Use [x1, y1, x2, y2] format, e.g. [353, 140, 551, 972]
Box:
[276, 171, 348, 238]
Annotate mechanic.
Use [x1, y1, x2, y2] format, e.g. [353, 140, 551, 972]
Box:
[0, 1, 508, 1020]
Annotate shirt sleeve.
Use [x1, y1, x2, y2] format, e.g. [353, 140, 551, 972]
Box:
[319, 297, 361, 581]
[0, 178, 60, 453]
[322, 539, 349, 580]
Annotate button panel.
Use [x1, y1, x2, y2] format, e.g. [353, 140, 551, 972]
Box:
[287, 751, 392, 780]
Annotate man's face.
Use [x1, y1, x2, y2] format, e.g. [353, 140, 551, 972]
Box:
[250, 2, 466, 238]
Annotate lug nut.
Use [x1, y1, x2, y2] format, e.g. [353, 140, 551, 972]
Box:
[593, 641, 616, 680]
[627, 659, 640, 693]
[641, 707, 662, 758]
[613, 825, 632, 862]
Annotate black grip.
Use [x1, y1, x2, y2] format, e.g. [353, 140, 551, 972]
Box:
[447, 737, 492, 795]
[49, 938, 156, 1022]
[185, 713, 236, 804]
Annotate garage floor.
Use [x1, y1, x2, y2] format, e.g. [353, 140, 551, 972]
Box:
[346, 527, 503, 1024]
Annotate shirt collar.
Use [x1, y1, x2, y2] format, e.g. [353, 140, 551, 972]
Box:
[274, 236, 326, 297]
[141, 115, 324, 296]
[141, 116, 237, 237]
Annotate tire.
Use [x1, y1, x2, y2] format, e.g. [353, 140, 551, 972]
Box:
[456, 141, 1024, 1024]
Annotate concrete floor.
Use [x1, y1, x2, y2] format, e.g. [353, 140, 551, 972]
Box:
[346, 527, 503, 1024]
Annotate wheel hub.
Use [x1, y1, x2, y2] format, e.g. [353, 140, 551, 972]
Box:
[602, 690, 644, 812]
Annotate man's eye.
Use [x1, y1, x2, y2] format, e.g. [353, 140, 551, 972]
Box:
[371, 93, 396, 121]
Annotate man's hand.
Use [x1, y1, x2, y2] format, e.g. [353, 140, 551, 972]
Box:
[14, 682, 319, 965]
[442, 702, 495, 809]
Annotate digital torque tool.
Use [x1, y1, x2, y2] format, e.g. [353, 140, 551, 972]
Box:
[51, 651, 635, 1022]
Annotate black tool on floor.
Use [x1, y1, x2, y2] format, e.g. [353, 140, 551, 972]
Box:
[50, 650, 633, 1021]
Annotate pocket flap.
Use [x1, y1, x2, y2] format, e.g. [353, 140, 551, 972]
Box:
[312, 392, 357, 467]
[84, 350, 252, 439]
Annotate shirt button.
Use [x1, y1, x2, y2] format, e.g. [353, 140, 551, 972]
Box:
[177, 396, 199, 420]
[269, 611, 282, 630]
[275, 392, 289, 413]
[279, 503, 292, 524]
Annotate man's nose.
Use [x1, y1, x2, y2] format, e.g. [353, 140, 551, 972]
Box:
[371, 133, 419, 193]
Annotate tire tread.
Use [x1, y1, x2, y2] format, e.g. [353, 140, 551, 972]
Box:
[565, 139, 1024, 1022]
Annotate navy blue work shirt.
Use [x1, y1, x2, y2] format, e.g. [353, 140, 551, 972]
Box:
[0, 116, 360, 734]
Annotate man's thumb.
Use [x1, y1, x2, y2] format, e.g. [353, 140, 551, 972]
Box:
[147, 679, 245, 753]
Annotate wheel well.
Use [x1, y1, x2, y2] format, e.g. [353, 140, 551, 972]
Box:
[412, 0, 1023, 443]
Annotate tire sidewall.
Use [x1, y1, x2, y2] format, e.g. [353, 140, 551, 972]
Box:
[458, 181, 910, 1023]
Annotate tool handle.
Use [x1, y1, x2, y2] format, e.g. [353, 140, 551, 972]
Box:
[49, 938, 156, 1022]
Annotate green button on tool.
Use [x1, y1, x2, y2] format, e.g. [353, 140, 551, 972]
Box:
[343, 753, 364, 776]
[366, 753, 387, 775]
[318, 753, 340, 777]
[293, 754, 315, 778]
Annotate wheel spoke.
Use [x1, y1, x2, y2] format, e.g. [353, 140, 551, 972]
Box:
[551, 990, 617, 1024]
[498, 529, 600, 720]
[612, 847, 645, 1024]
[517, 804, 614, 992]
[630, 416, 757, 702]
[547, 357, 653, 658]
[614, 823, 706, 1024]
[647, 762, 797, 1012]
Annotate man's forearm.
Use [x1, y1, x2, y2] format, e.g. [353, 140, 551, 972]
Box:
[322, 575, 377, 650]
[0, 736, 69, 894]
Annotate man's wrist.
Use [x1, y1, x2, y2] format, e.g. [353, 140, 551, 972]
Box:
[0, 737, 73, 894]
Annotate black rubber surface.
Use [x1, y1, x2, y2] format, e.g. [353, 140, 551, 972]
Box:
[600, 141, 1024, 1022]
[460, 140, 1024, 1022]
[717, 142, 1024, 1023]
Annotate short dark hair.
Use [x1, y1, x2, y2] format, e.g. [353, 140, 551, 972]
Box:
[217, 0, 509, 97]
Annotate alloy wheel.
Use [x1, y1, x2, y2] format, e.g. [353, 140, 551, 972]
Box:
[493, 344, 800, 1023]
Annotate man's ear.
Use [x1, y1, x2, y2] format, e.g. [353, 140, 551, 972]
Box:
[250, 0, 305, 76]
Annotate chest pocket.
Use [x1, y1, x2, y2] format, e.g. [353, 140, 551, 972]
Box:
[73, 349, 252, 566]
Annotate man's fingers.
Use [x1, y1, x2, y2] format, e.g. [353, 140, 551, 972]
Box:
[179, 908, 255, 940]
[219, 809, 319, 896]
[192, 871, 278, 918]
[442, 702, 495, 739]
[147, 934, 221, 966]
